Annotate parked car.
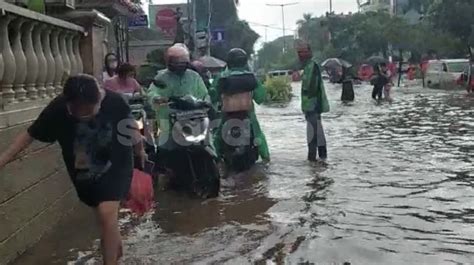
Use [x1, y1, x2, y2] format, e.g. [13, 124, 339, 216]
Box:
[267, 70, 293, 82]
[425, 59, 469, 89]
[268, 70, 293, 80]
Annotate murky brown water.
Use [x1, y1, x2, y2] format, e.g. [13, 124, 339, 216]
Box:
[15, 83, 474, 264]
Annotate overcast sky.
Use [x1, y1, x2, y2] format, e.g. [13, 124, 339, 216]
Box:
[238, 0, 358, 47]
[148, 0, 358, 47]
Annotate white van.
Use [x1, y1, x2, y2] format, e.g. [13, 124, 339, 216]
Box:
[425, 59, 469, 89]
[268, 70, 293, 80]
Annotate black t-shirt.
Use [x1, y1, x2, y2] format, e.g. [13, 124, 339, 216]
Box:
[28, 90, 134, 185]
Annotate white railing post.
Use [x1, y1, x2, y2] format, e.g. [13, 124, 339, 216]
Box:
[59, 29, 71, 83]
[66, 32, 77, 76]
[11, 17, 27, 102]
[42, 26, 56, 98]
[73, 34, 83, 74]
[33, 24, 47, 98]
[23, 20, 39, 100]
[51, 28, 64, 95]
[0, 15, 16, 106]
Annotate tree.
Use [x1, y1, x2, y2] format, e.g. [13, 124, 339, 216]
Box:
[209, 0, 259, 60]
[256, 36, 298, 71]
[430, 0, 474, 45]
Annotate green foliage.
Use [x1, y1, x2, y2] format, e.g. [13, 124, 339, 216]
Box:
[209, 0, 259, 60]
[146, 49, 166, 65]
[287, 8, 465, 67]
[137, 49, 167, 87]
[256, 36, 299, 71]
[429, 0, 474, 45]
[264, 77, 292, 103]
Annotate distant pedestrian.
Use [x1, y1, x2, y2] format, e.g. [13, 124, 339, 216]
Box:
[341, 67, 355, 102]
[371, 63, 389, 101]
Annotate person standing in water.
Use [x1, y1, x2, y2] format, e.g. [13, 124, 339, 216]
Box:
[371, 63, 389, 101]
[297, 43, 330, 162]
[0, 75, 145, 265]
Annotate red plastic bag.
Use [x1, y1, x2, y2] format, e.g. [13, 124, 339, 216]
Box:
[125, 169, 155, 216]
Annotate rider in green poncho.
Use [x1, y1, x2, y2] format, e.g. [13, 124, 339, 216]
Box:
[210, 48, 270, 162]
[298, 44, 330, 161]
[148, 44, 210, 149]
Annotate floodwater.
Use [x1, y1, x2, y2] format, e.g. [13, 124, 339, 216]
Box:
[15, 83, 474, 264]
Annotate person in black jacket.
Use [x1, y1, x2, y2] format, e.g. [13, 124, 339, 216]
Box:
[371, 63, 389, 101]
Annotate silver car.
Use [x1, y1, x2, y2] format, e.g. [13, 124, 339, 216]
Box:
[425, 59, 469, 89]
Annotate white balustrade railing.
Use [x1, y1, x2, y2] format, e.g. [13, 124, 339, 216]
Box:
[0, 2, 85, 110]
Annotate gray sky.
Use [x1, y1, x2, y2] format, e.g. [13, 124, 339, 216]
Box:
[238, 0, 358, 47]
[148, 0, 358, 48]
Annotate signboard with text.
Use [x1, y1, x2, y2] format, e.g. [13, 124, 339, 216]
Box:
[149, 4, 188, 40]
[129, 14, 149, 29]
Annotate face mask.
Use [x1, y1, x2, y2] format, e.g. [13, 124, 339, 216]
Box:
[109, 62, 118, 70]
[168, 62, 188, 75]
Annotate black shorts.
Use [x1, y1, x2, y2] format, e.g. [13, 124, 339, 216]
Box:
[73, 170, 133, 208]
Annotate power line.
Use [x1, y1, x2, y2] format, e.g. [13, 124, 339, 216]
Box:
[247, 21, 296, 32]
[266, 2, 299, 51]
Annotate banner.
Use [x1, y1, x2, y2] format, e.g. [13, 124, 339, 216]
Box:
[149, 4, 188, 40]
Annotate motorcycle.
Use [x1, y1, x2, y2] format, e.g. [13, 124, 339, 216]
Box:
[221, 111, 258, 173]
[155, 95, 220, 198]
[124, 93, 157, 171]
[218, 73, 259, 174]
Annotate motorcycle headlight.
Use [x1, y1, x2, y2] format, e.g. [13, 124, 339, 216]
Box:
[136, 118, 144, 130]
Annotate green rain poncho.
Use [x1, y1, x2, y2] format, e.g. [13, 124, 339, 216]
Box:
[210, 69, 270, 161]
[148, 69, 210, 148]
[301, 58, 330, 114]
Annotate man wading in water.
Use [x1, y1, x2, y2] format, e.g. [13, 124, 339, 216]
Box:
[0, 75, 145, 265]
[297, 43, 330, 162]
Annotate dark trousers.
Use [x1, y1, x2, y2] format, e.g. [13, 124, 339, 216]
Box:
[372, 85, 383, 100]
[305, 112, 328, 160]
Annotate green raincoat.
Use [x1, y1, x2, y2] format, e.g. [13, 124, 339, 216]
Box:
[148, 69, 210, 148]
[301, 59, 330, 114]
[210, 69, 270, 161]
[27, 0, 45, 13]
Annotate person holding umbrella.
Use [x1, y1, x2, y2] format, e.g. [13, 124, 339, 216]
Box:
[371, 62, 390, 101]
[322, 58, 354, 102]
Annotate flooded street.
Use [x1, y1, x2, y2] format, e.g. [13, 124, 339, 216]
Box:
[16, 83, 474, 264]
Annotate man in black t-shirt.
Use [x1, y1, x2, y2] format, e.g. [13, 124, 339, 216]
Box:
[0, 74, 145, 265]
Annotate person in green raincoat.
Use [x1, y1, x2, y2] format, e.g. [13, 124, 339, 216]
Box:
[298, 43, 330, 161]
[210, 48, 270, 162]
[147, 44, 210, 149]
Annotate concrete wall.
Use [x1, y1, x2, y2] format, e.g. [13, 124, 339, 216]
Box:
[128, 40, 172, 66]
[0, 110, 80, 265]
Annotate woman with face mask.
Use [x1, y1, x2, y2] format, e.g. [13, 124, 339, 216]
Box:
[103, 53, 119, 82]
[103, 63, 142, 95]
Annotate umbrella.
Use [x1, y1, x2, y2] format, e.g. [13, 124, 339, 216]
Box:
[197, 56, 226, 69]
[321, 58, 352, 69]
[366, 56, 388, 66]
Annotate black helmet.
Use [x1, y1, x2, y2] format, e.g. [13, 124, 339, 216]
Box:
[227, 48, 248, 69]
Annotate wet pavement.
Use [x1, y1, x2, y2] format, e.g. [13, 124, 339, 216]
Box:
[14, 83, 474, 264]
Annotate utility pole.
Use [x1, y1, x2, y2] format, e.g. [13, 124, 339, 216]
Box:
[264, 25, 268, 43]
[329, 0, 333, 13]
[266, 2, 298, 52]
